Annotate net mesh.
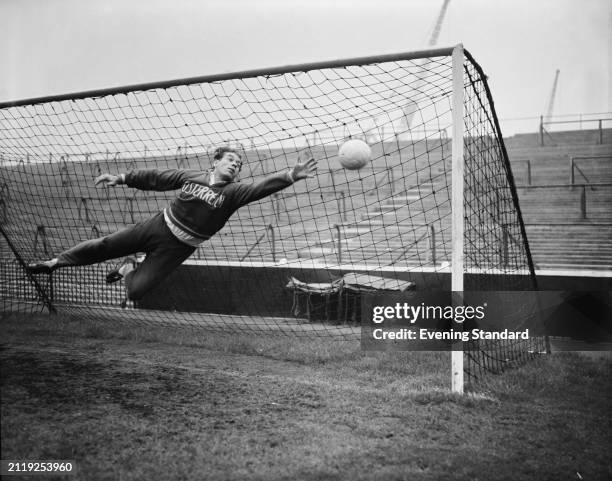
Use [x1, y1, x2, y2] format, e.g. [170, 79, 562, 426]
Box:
[461, 53, 546, 380]
[0, 48, 546, 384]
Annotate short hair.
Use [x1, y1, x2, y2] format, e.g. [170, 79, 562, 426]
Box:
[212, 146, 242, 161]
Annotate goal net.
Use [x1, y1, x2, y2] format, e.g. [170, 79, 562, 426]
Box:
[0, 45, 547, 387]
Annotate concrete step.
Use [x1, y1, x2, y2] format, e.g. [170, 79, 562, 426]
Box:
[534, 263, 612, 270]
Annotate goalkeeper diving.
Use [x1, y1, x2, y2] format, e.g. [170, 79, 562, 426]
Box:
[27, 147, 317, 300]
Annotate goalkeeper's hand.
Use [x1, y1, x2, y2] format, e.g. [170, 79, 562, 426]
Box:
[95, 173, 124, 187]
[290, 150, 318, 181]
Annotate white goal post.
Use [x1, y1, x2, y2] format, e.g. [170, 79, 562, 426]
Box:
[451, 44, 465, 394]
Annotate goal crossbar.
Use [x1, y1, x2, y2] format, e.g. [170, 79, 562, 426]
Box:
[0, 46, 456, 109]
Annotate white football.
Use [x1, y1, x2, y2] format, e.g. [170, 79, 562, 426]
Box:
[338, 139, 371, 170]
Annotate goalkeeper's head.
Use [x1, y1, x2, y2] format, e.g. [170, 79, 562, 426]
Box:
[212, 146, 243, 182]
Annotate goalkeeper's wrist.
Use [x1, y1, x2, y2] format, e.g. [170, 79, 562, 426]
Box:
[287, 168, 296, 183]
[119, 174, 126, 184]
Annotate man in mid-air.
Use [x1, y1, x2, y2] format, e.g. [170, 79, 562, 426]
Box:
[28, 146, 317, 300]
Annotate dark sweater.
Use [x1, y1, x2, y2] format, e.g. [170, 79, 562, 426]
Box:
[125, 168, 293, 242]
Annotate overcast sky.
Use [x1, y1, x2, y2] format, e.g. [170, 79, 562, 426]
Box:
[1, 0, 610, 135]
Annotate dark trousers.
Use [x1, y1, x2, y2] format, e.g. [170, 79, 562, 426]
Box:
[57, 212, 196, 300]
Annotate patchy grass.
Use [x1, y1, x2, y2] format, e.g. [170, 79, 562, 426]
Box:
[1, 313, 611, 481]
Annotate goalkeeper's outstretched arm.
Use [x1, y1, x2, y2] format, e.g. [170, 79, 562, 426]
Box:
[231, 149, 318, 207]
[94, 169, 195, 191]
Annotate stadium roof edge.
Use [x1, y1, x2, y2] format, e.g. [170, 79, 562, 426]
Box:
[0, 45, 461, 109]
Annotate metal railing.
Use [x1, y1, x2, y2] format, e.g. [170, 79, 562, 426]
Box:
[271, 189, 348, 223]
[569, 155, 612, 187]
[515, 182, 612, 220]
[539, 116, 611, 146]
[371, 168, 396, 195]
[332, 222, 440, 265]
[239, 224, 276, 262]
[513, 159, 532, 185]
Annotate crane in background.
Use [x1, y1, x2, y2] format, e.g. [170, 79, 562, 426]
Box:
[545, 69, 560, 123]
[367, 0, 452, 142]
[428, 0, 452, 46]
[397, 0, 452, 133]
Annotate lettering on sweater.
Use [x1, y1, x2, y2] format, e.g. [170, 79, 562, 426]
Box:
[181, 182, 226, 208]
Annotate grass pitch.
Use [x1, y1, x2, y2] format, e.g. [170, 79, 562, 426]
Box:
[1, 312, 611, 481]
